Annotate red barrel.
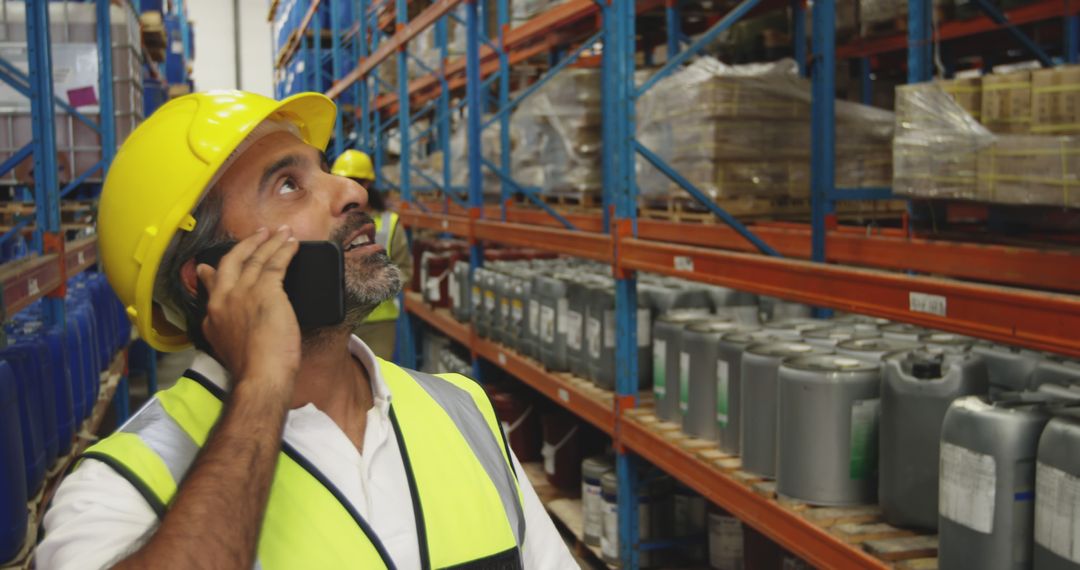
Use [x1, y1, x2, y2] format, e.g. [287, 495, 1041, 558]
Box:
[541, 408, 582, 492]
[421, 251, 458, 308]
[491, 390, 541, 462]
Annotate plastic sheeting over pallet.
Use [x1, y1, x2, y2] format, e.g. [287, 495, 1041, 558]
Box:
[635, 57, 894, 203]
[894, 82, 1080, 208]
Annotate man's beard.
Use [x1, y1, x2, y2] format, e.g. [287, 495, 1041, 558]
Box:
[301, 213, 403, 347]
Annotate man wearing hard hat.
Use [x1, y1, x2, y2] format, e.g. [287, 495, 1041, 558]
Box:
[331, 149, 413, 360]
[37, 92, 575, 569]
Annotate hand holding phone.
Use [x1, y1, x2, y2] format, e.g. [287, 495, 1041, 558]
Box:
[193, 227, 305, 388]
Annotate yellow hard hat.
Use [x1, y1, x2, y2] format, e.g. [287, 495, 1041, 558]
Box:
[331, 149, 375, 181]
[98, 90, 336, 352]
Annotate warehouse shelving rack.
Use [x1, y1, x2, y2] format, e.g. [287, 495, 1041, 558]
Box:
[278, 0, 1080, 567]
[0, 0, 167, 421]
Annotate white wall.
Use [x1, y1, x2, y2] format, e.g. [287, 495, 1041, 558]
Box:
[187, 0, 274, 97]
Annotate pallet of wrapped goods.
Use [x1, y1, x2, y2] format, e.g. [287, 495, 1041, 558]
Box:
[1031, 65, 1080, 135]
[938, 77, 982, 122]
[980, 70, 1032, 134]
[893, 83, 985, 200]
[510, 68, 602, 202]
[976, 135, 1080, 208]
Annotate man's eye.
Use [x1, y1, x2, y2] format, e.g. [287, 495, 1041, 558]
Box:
[278, 178, 300, 195]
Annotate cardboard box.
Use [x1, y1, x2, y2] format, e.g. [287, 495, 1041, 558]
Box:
[938, 77, 982, 121]
[1031, 65, 1080, 135]
[980, 70, 1032, 134]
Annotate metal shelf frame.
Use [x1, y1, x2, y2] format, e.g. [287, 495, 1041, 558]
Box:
[290, 0, 1080, 567]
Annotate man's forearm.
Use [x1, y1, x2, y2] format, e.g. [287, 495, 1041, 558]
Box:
[113, 380, 290, 570]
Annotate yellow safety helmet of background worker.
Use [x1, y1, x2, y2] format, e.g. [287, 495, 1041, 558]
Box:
[97, 90, 337, 353]
[330, 149, 375, 181]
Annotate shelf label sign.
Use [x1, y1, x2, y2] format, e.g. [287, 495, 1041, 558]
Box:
[441, 219, 449, 230]
[27, 277, 39, 296]
[557, 388, 570, 403]
[674, 256, 694, 272]
[77, 251, 85, 266]
[497, 352, 507, 366]
[909, 292, 947, 317]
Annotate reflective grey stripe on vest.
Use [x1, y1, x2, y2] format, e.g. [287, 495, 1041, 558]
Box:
[120, 398, 199, 485]
[375, 211, 393, 249]
[403, 368, 527, 550]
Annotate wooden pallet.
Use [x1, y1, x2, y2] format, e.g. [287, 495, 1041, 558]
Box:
[514, 191, 602, 212]
[521, 462, 610, 569]
[622, 407, 941, 568]
[639, 195, 907, 223]
[139, 11, 167, 63]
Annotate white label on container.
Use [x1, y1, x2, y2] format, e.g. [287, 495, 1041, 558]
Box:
[541, 443, 556, 476]
[849, 399, 879, 481]
[500, 298, 509, 319]
[602, 499, 618, 560]
[566, 311, 583, 350]
[556, 299, 569, 334]
[448, 273, 459, 307]
[709, 514, 744, 570]
[675, 255, 694, 272]
[637, 308, 651, 347]
[940, 441, 996, 534]
[716, 360, 730, 427]
[471, 286, 481, 309]
[539, 306, 555, 344]
[583, 482, 604, 541]
[27, 278, 38, 296]
[171, 40, 183, 54]
[426, 278, 441, 302]
[909, 292, 947, 317]
[587, 316, 602, 359]
[484, 291, 495, 311]
[603, 310, 616, 349]
[511, 300, 524, 323]
[1035, 462, 1080, 563]
[528, 300, 540, 336]
[679, 352, 691, 413]
[653, 340, 667, 397]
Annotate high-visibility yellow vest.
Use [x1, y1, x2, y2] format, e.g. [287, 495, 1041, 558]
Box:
[80, 358, 525, 569]
[365, 211, 401, 324]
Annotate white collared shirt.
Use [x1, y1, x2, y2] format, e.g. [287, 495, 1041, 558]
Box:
[37, 336, 577, 569]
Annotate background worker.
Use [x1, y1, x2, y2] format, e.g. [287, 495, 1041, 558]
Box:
[37, 91, 576, 570]
[331, 149, 412, 360]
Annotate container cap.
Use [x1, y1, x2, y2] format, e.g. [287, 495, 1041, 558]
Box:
[802, 325, 881, 342]
[687, 320, 751, 334]
[881, 323, 928, 335]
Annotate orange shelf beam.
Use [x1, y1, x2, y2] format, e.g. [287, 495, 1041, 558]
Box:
[402, 205, 1080, 294]
[619, 238, 1080, 358]
[1, 236, 99, 319]
[837, 0, 1080, 58]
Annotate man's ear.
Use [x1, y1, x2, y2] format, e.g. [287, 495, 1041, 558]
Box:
[181, 258, 199, 297]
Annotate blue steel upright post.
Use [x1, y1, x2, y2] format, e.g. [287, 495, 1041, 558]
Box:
[809, 0, 835, 266]
[466, 0, 484, 381]
[331, 0, 346, 157]
[612, 0, 640, 567]
[26, 0, 63, 327]
[908, 0, 933, 83]
[498, 0, 511, 220]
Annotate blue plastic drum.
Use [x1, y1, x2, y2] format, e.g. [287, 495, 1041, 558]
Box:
[42, 327, 75, 457]
[0, 361, 28, 563]
[0, 345, 46, 494]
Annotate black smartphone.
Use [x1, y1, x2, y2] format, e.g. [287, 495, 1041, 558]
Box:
[194, 240, 345, 329]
